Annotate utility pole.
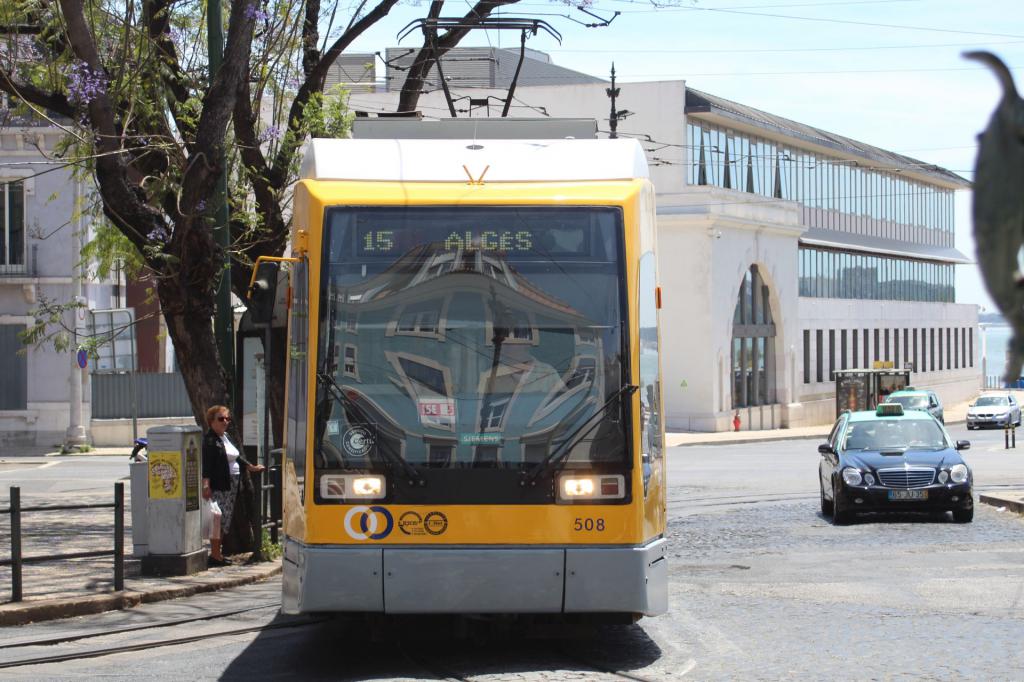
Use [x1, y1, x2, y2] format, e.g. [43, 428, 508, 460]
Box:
[607, 63, 620, 139]
[207, 0, 235, 408]
[64, 176, 88, 451]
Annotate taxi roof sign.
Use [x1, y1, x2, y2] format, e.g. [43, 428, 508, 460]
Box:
[876, 403, 905, 417]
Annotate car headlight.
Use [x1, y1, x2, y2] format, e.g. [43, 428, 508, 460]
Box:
[938, 470, 949, 484]
[950, 464, 969, 484]
[864, 473, 876, 486]
[842, 468, 863, 486]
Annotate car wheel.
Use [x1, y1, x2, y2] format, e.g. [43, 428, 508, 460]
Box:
[953, 506, 974, 523]
[832, 481, 852, 525]
[820, 482, 834, 517]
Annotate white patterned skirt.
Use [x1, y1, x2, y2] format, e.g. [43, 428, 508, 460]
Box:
[211, 474, 240, 531]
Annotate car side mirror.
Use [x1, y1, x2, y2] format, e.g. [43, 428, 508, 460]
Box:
[956, 440, 971, 451]
[818, 443, 834, 455]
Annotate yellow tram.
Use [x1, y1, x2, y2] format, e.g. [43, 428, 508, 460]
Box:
[266, 130, 667, 619]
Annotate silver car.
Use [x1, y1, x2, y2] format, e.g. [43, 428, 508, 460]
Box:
[966, 394, 1022, 430]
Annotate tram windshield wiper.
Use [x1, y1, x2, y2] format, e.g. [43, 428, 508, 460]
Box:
[521, 384, 638, 486]
[316, 372, 425, 486]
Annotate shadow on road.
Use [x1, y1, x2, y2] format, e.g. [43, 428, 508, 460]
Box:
[223, 613, 662, 680]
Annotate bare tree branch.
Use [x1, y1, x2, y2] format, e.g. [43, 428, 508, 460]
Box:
[268, 0, 400, 187]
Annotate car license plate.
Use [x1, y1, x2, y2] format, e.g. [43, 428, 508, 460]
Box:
[888, 489, 927, 501]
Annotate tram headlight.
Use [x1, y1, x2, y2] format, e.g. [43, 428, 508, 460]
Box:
[563, 477, 595, 497]
[351, 475, 385, 498]
[558, 474, 626, 502]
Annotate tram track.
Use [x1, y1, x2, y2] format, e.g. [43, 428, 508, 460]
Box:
[0, 604, 327, 670]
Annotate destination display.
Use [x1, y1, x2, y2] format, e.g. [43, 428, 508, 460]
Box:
[334, 206, 620, 260]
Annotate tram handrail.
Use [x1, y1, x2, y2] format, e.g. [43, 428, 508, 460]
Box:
[0, 484, 124, 603]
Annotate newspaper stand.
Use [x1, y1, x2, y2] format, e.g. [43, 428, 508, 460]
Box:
[834, 365, 912, 417]
[141, 425, 206, 575]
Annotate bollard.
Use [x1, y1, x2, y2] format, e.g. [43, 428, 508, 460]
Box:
[10, 486, 21, 603]
[1006, 425, 1010, 450]
[1014, 424, 1017, 449]
[114, 482, 124, 591]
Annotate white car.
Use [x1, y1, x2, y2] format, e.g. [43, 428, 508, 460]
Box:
[966, 394, 1022, 430]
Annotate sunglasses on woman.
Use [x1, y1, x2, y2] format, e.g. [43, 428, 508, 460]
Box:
[217, 416, 232, 422]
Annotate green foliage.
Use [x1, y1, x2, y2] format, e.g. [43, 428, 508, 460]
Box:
[306, 85, 355, 140]
[18, 296, 85, 356]
[80, 222, 145, 280]
[260, 528, 282, 561]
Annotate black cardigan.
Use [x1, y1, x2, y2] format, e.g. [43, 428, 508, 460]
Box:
[202, 429, 253, 492]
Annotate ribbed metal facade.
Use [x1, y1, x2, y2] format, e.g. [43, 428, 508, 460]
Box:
[91, 372, 193, 419]
[382, 47, 602, 94]
[325, 53, 377, 93]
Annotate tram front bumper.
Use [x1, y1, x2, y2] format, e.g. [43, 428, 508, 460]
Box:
[282, 538, 667, 617]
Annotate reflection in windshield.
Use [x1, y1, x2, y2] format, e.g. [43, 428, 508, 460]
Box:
[843, 420, 947, 451]
[889, 395, 929, 409]
[315, 206, 626, 470]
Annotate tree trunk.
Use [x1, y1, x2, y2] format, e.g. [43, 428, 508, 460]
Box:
[159, 275, 258, 555]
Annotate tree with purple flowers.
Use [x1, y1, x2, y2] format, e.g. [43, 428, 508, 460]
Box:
[0, 0, 562, 550]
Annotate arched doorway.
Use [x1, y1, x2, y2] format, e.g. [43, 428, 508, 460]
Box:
[732, 264, 776, 408]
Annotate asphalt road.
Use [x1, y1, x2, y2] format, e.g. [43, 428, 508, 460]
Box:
[2, 427, 1024, 679]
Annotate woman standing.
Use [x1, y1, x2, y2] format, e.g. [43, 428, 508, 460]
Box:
[201, 405, 264, 565]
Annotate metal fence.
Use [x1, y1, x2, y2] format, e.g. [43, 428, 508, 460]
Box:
[91, 372, 193, 419]
[985, 375, 1024, 389]
[0, 484, 124, 602]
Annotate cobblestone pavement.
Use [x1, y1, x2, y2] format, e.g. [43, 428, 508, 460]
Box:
[650, 492, 1024, 680]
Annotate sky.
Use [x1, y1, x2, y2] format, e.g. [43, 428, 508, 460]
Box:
[340, 0, 1023, 313]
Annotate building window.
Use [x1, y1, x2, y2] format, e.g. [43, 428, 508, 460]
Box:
[930, 329, 936, 372]
[0, 325, 27, 409]
[0, 180, 25, 272]
[343, 344, 358, 380]
[732, 265, 777, 405]
[893, 329, 900, 369]
[803, 329, 810, 384]
[852, 329, 859, 369]
[874, 329, 880, 365]
[863, 327, 869, 368]
[841, 329, 848, 370]
[884, 329, 890, 362]
[947, 328, 952, 370]
[816, 330, 823, 383]
[969, 328, 974, 367]
[828, 329, 835, 380]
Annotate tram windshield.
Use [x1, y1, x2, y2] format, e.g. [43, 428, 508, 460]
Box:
[315, 206, 627, 476]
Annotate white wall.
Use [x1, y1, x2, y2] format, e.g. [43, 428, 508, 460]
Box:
[793, 299, 979, 427]
[657, 187, 804, 431]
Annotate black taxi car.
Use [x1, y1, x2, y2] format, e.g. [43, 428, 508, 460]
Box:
[818, 404, 973, 524]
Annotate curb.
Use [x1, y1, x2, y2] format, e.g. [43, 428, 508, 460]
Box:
[979, 493, 1024, 515]
[669, 418, 969, 448]
[0, 562, 282, 627]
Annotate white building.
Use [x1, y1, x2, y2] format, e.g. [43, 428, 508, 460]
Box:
[0, 110, 121, 452]
[308, 69, 978, 433]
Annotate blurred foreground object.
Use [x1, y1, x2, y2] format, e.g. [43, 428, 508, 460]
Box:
[965, 51, 1024, 383]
